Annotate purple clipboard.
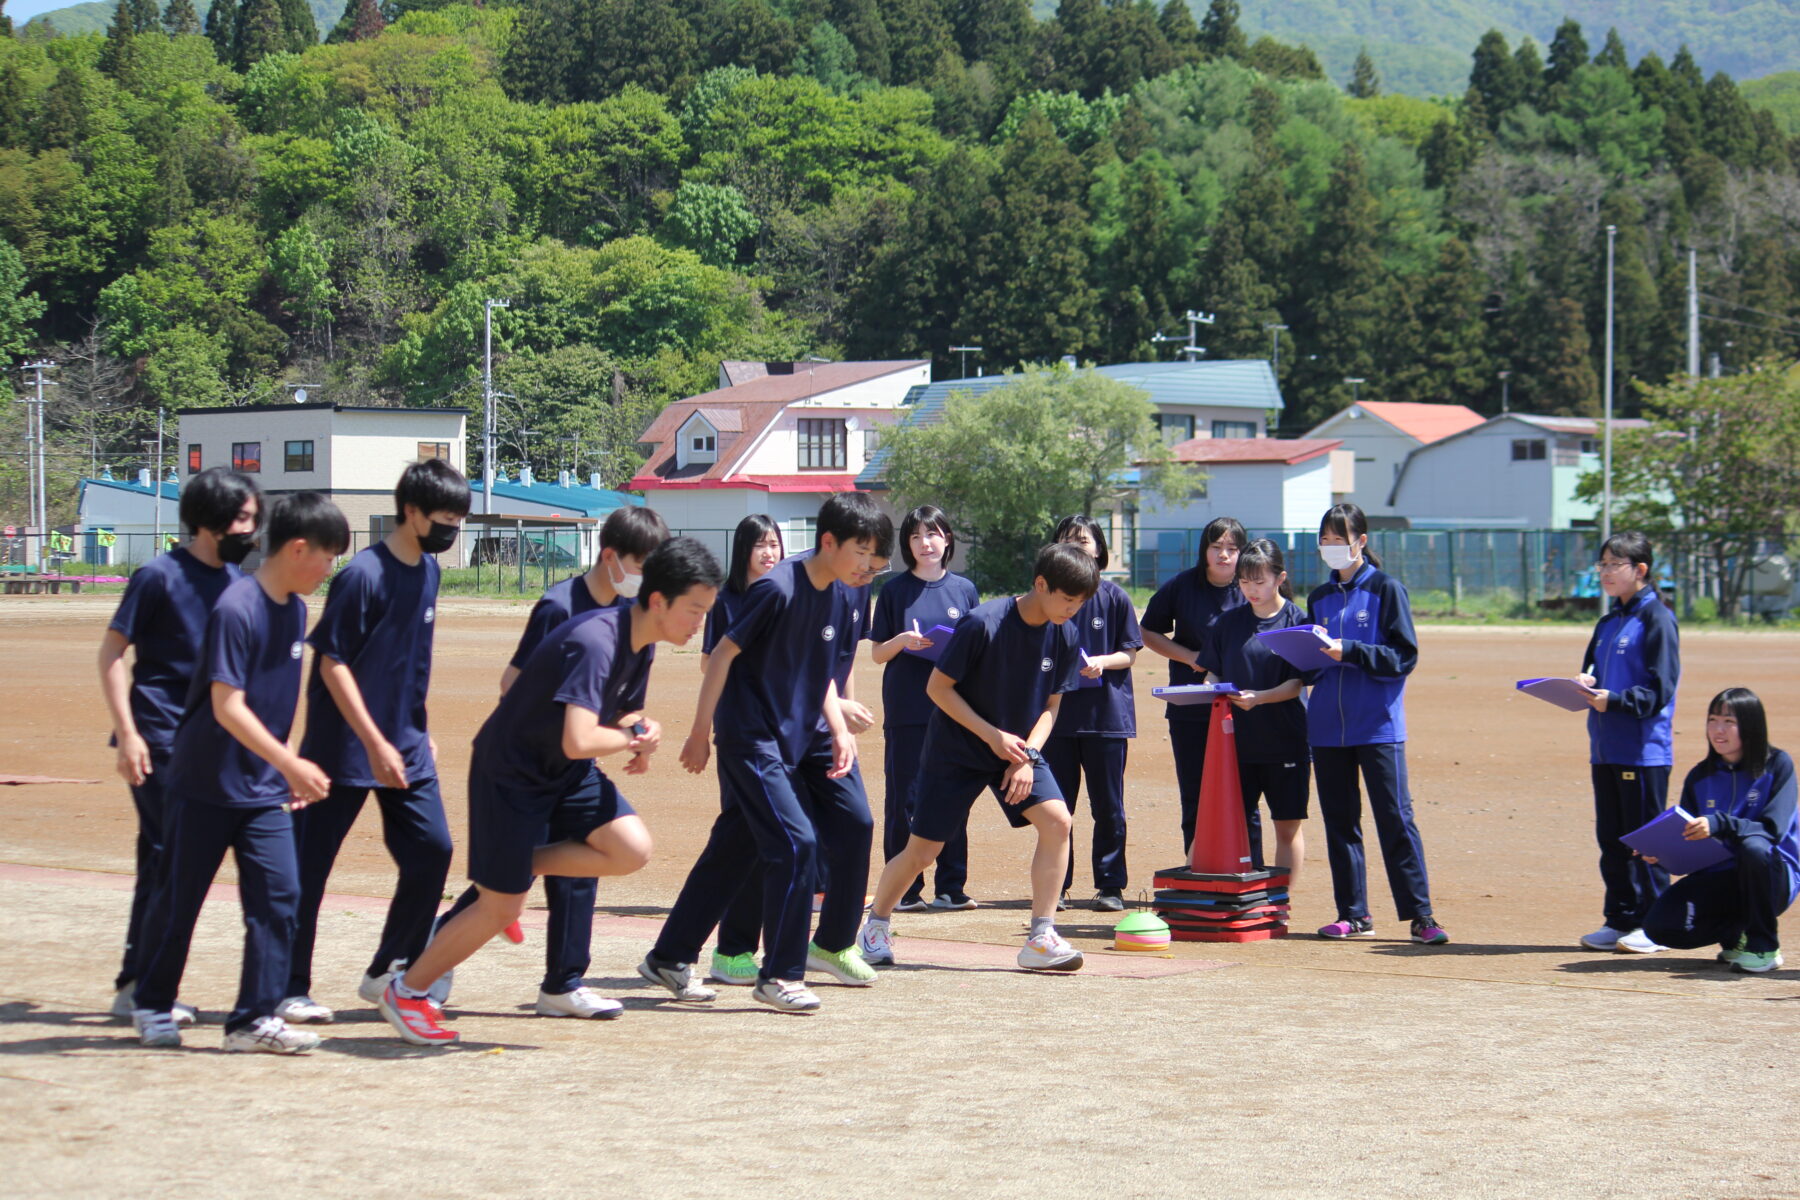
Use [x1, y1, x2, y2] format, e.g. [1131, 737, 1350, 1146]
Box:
[1619, 806, 1734, 876]
[1075, 649, 1103, 688]
[1516, 677, 1600, 713]
[1256, 625, 1336, 672]
[1152, 683, 1240, 706]
[902, 624, 958, 664]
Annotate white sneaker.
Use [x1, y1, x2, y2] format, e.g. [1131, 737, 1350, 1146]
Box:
[1579, 926, 1626, 951]
[275, 995, 335, 1024]
[133, 1008, 182, 1049]
[1616, 929, 1666, 954]
[223, 1015, 320, 1054]
[113, 986, 197, 1026]
[1018, 928, 1084, 972]
[535, 986, 624, 1019]
[857, 920, 895, 966]
[358, 959, 407, 1005]
[636, 956, 718, 1003]
[752, 978, 821, 1013]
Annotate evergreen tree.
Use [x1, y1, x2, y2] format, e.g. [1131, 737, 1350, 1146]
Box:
[1158, 0, 1200, 67]
[33, 63, 88, 149]
[1512, 38, 1544, 109]
[203, 0, 234, 62]
[1094, 151, 1187, 361]
[505, 0, 584, 102]
[0, 0, 11, 37]
[1243, 36, 1322, 81]
[1348, 47, 1379, 98]
[161, 0, 200, 35]
[1198, 205, 1280, 362]
[0, 61, 24, 141]
[1049, 0, 1104, 97]
[1092, 0, 1174, 97]
[1518, 296, 1599, 416]
[828, 0, 891, 83]
[1468, 30, 1523, 130]
[884, 0, 953, 86]
[348, 0, 385, 41]
[965, 110, 1099, 364]
[1544, 18, 1587, 91]
[1412, 237, 1491, 404]
[950, 0, 1033, 89]
[98, 0, 137, 76]
[1291, 143, 1387, 426]
[235, 0, 287, 70]
[1420, 109, 1480, 190]
[1197, 0, 1244, 62]
[1594, 27, 1628, 71]
[1701, 71, 1759, 166]
[276, 0, 316, 51]
[1724, 236, 1798, 363]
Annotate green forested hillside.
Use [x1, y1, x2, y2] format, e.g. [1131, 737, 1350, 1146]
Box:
[1743, 71, 1800, 132]
[2, 1, 1798, 528]
[23, 0, 342, 36]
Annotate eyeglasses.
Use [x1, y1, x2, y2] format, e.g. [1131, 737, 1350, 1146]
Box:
[1595, 560, 1636, 573]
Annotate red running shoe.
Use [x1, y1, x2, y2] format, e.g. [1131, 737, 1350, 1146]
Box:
[501, 920, 525, 945]
[378, 981, 459, 1046]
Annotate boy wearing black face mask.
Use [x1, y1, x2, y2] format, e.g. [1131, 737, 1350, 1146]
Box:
[279, 458, 471, 1023]
[99, 467, 263, 1022]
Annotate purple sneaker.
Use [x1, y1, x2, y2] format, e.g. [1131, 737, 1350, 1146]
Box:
[1410, 917, 1450, 945]
[1317, 917, 1375, 939]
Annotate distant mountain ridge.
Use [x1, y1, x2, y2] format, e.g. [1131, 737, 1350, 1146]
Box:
[25, 0, 345, 38]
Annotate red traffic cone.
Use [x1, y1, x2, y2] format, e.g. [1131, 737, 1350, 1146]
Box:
[1187, 695, 1253, 875]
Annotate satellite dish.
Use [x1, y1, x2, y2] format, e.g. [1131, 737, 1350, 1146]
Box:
[293, 387, 307, 403]
[845, 416, 861, 432]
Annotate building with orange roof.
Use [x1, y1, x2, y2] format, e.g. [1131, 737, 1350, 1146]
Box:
[1305, 400, 1485, 520]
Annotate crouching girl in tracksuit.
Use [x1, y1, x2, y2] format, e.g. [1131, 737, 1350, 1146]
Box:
[1306, 503, 1447, 946]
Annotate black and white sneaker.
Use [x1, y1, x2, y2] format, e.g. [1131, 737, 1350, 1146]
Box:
[222, 1015, 320, 1054]
[752, 979, 821, 1013]
[636, 955, 717, 1002]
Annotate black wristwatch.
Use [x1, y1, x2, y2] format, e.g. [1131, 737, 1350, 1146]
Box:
[1023, 746, 1045, 766]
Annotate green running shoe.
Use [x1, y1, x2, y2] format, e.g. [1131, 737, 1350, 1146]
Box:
[806, 942, 877, 986]
[1732, 948, 1784, 974]
[709, 950, 759, 986]
[1716, 934, 1748, 965]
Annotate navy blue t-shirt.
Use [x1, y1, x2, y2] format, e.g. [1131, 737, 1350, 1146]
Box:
[701, 583, 750, 656]
[870, 570, 981, 729]
[106, 548, 241, 752]
[299, 543, 440, 788]
[1050, 579, 1143, 738]
[1200, 600, 1311, 764]
[922, 596, 1082, 771]
[509, 574, 613, 669]
[165, 576, 308, 808]
[1141, 567, 1245, 723]
[714, 556, 856, 763]
[475, 605, 652, 805]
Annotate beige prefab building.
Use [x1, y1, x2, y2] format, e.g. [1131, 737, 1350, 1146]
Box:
[177, 403, 469, 538]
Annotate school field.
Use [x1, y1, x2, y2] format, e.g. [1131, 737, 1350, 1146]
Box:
[2, 596, 1798, 1199]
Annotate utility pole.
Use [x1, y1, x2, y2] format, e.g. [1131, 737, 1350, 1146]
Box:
[153, 407, 165, 555]
[1497, 370, 1511, 414]
[482, 298, 510, 515]
[1686, 247, 1700, 380]
[949, 345, 983, 380]
[1344, 377, 1366, 406]
[21, 360, 56, 556]
[1264, 323, 1288, 379]
[1602, 224, 1616, 545]
[1180, 310, 1215, 361]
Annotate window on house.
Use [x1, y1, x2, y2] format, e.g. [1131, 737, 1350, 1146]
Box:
[187, 444, 201, 473]
[691, 434, 716, 452]
[1211, 420, 1257, 439]
[798, 419, 847, 470]
[417, 442, 450, 462]
[284, 440, 315, 472]
[231, 442, 261, 473]
[1155, 414, 1195, 444]
[1511, 439, 1546, 461]
[1580, 438, 1599, 454]
[788, 516, 817, 548]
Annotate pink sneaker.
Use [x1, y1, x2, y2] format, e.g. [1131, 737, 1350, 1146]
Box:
[1410, 917, 1450, 945]
[1317, 917, 1375, 939]
[501, 920, 525, 945]
[378, 982, 459, 1046]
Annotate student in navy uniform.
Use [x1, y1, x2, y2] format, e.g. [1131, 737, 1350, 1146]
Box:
[1199, 538, 1311, 887]
[1640, 688, 1797, 974]
[1305, 503, 1446, 946]
[378, 538, 723, 1045]
[130, 493, 349, 1053]
[868, 505, 981, 912]
[1574, 530, 1681, 955]
[859, 541, 1098, 973]
[421, 505, 673, 1016]
[641, 492, 885, 1015]
[1140, 517, 1247, 852]
[276, 460, 470, 1025]
[712, 517, 892, 985]
[98, 468, 261, 1024]
[1043, 515, 1141, 913]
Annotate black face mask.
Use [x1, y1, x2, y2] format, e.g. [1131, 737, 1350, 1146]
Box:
[419, 522, 459, 555]
[217, 532, 257, 565]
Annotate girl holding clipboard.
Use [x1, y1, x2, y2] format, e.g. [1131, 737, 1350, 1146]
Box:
[1639, 688, 1796, 973]
[1305, 504, 1447, 945]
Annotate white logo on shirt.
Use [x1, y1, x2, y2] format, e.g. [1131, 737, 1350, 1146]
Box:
[947, 607, 960, 619]
[852, 609, 860, 624]
[1090, 616, 1103, 630]
[1617, 635, 1631, 649]
[424, 606, 435, 624]
[822, 625, 837, 642]
[1355, 610, 1371, 624]
[1040, 657, 1053, 672]
[1748, 790, 1761, 803]
[290, 641, 303, 659]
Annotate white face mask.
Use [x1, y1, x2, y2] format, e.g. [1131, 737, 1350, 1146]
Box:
[1319, 543, 1357, 572]
[609, 557, 643, 599]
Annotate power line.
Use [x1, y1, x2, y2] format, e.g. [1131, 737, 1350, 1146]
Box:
[1700, 311, 1800, 336]
[1697, 293, 1800, 325]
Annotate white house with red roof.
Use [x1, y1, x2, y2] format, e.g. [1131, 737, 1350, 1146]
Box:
[629, 359, 931, 550]
[1305, 400, 1486, 520]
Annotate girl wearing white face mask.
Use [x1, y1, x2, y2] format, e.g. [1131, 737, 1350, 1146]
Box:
[1304, 503, 1446, 946]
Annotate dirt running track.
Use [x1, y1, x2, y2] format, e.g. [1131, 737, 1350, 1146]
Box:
[2, 595, 1797, 1199]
